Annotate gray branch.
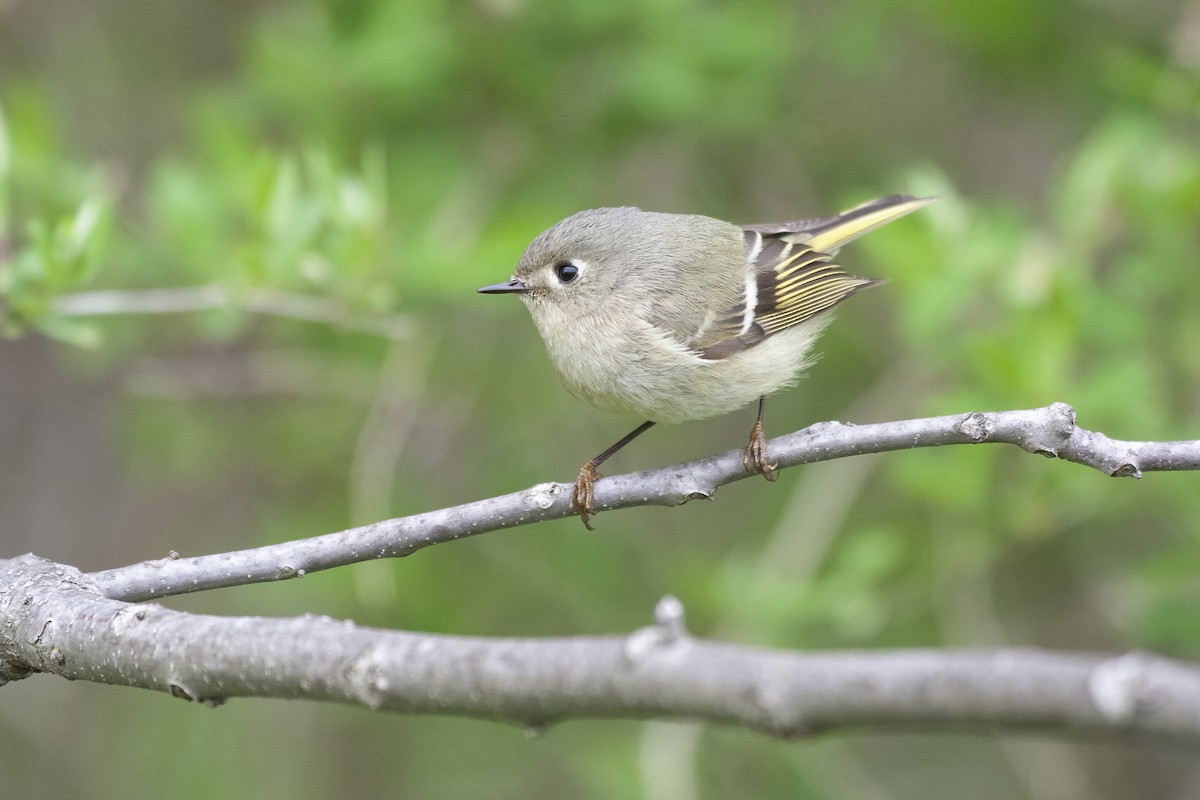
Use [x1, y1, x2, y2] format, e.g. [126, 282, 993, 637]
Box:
[89, 403, 1200, 603]
[4, 556, 1200, 741]
[53, 286, 416, 341]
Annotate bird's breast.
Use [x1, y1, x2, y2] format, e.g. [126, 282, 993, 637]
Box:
[529, 307, 822, 423]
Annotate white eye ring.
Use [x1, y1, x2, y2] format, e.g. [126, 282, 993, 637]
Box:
[551, 259, 588, 284]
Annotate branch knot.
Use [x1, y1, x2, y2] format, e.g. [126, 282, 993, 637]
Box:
[956, 412, 992, 443]
[1088, 652, 1150, 724]
[625, 595, 690, 662]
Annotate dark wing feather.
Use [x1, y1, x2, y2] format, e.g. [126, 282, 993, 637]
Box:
[753, 245, 882, 334]
[691, 195, 931, 360]
[694, 235, 879, 360]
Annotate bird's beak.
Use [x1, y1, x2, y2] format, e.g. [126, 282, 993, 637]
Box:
[478, 279, 529, 295]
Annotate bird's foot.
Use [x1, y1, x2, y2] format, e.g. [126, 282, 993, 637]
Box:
[742, 420, 777, 481]
[570, 461, 601, 530]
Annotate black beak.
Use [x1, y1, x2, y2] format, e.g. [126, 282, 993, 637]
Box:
[478, 279, 529, 295]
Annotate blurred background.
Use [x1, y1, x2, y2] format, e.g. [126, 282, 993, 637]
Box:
[3, 0, 1200, 797]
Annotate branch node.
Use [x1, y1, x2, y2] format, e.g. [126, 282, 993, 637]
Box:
[169, 681, 196, 702]
[1110, 463, 1142, 479]
[653, 595, 689, 642]
[956, 412, 992, 442]
[525, 482, 563, 510]
[345, 647, 389, 710]
[624, 627, 664, 661]
[626, 596, 690, 661]
[1088, 652, 1148, 724]
[167, 682, 224, 707]
[108, 605, 149, 639]
[1024, 442, 1060, 458]
[1049, 402, 1078, 429]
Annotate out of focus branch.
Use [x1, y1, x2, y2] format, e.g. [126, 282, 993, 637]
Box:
[53, 286, 415, 341]
[3, 556, 1199, 740]
[88, 403, 1200, 603]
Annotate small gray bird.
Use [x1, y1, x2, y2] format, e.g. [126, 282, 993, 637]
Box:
[480, 194, 932, 527]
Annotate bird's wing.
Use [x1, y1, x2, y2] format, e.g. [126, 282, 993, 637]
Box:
[691, 194, 932, 359]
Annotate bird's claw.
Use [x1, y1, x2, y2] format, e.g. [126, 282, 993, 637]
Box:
[743, 420, 777, 481]
[570, 461, 600, 530]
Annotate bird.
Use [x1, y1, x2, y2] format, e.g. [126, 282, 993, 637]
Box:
[479, 194, 932, 528]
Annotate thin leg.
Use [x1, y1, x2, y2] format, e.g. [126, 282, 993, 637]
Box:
[571, 420, 656, 530]
[743, 396, 777, 481]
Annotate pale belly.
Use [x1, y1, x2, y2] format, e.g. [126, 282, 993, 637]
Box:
[543, 315, 829, 423]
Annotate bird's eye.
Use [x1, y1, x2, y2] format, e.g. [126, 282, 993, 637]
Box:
[554, 262, 580, 283]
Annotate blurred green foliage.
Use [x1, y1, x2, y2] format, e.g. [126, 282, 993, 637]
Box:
[2, 0, 1200, 798]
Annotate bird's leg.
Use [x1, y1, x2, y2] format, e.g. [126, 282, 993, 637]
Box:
[570, 420, 656, 530]
[743, 396, 777, 481]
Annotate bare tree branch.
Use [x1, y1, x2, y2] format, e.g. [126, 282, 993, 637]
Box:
[3, 556, 1198, 741]
[89, 403, 1200, 603]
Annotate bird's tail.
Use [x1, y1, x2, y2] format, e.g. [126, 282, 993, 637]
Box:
[802, 194, 934, 254]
